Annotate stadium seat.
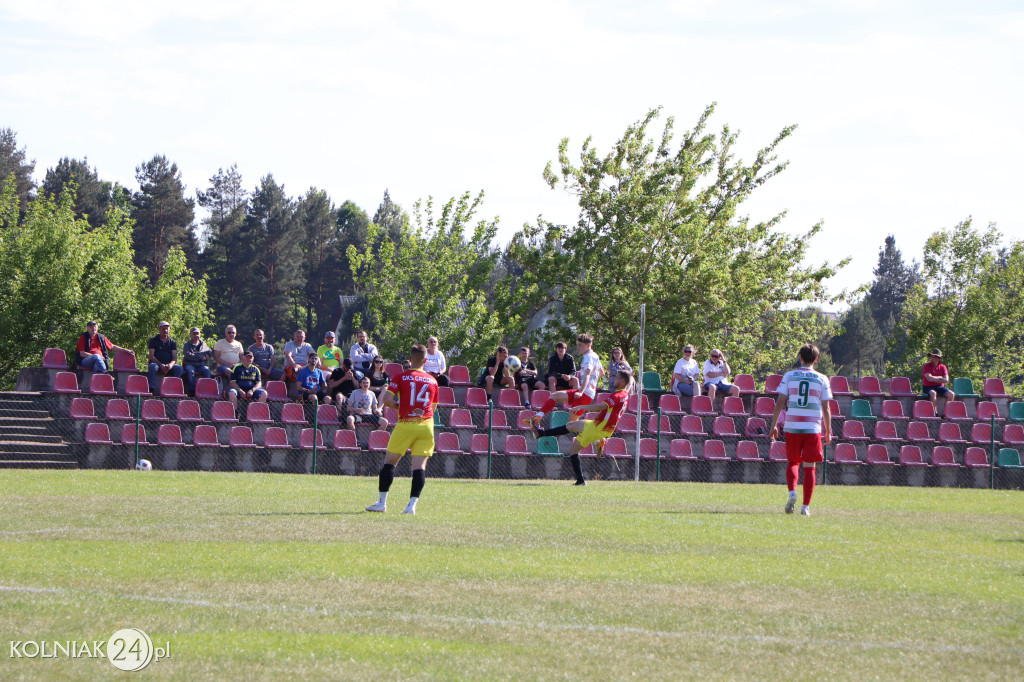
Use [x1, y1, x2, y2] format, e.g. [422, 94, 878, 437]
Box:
[627, 394, 653, 414]
[332, 429, 359, 451]
[970, 422, 998, 446]
[721, 396, 747, 417]
[952, 377, 979, 399]
[701, 439, 730, 461]
[595, 392, 611, 405]
[88, 373, 117, 396]
[830, 376, 854, 397]
[315, 404, 341, 426]
[265, 427, 292, 449]
[464, 387, 489, 409]
[744, 417, 769, 439]
[246, 402, 274, 424]
[1002, 424, 1024, 447]
[964, 447, 990, 468]
[192, 425, 221, 447]
[1011, 402, 1024, 422]
[768, 441, 788, 462]
[447, 365, 472, 387]
[905, 421, 934, 443]
[497, 389, 522, 410]
[42, 348, 68, 369]
[211, 401, 238, 423]
[642, 371, 667, 396]
[937, 423, 967, 444]
[157, 424, 187, 447]
[300, 428, 326, 449]
[858, 376, 884, 397]
[280, 403, 307, 425]
[160, 376, 187, 399]
[515, 410, 535, 431]
[436, 386, 458, 408]
[53, 372, 81, 394]
[536, 436, 561, 456]
[983, 378, 1011, 399]
[504, 435, 530, 456]
[873, 420, 900, 442]
[112, 350, 138, 372]
[658, 394, 685, 415]
[764, 374, 783, 395]
[733, 374, 757, 396]
[880, 400, 908, 421]
[141, 399, 169, 422]
[833, 443, 860, 464]
[194, 378, 221, 401]
[488, 410, 511, 430]
[386, 407, 400, 426]
[690, 396, 716, 416]
[228, 426, 256, 447]
[668, 439, 696, 460]
[120, 423, 149, 446]
[639, 438, 659, 459]
[898, 445, 927, 467]
[470, 433, 495, 456]
[647, 414, 672, 436]
[912, 401, 940, 421]
[84, 422, 114, 445]
[943, 401, 970, 422]
[976, 401, 1004, 422]
[547, 410, 572, 430]
[825, 399, 844, 422]
[69, 397, 96, 420]
[998, 448, 1023, 468]
[123, 374, 152, 397]
[368, 430, 392, 453]
[105, 399, 133, 421]
[865, 443, 893, 465]
[735, 440, 761, 462]
[435, 432, 464, 455]
[712, 416, 740, 438]
[841, 420, 869, 441]
[679, 415, 706, 437]
[930, 446, 959, 467]
[753, 397, 776, 419]
[598, 437, 627, 459]
[449, 409, 475, 431]
[615, 413, 638, 434]
[384, 363, 403, 379]
[849, 399, 874, 420]
[888, 376, 915, 397]
[530, 390, 550, 410]
[265, 381, 289, 403]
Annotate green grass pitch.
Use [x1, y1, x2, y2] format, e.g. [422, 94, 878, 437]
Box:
[1, 470, 1022, 680]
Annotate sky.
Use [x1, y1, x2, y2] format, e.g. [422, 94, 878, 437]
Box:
[2, 1, 1021, 308]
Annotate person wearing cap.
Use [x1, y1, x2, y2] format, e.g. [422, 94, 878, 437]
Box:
[702, 348, 740, 402]
[672, 345, 702, 398]
[921, 349, 954, 412]
[317, 331, 343, 370]
[350, 330, 379, 374]
[214, 325, 244, 380]
[226, 351, 267, 408]
[181, 327, 213, 395]
[249, 329, 284, 382]
[75, 321, 133, 374]
[147, 321, 184, 393]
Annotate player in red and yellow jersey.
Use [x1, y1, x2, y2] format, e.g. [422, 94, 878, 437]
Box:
[530, 369, 633, 485]
[365, 343, 439, 515]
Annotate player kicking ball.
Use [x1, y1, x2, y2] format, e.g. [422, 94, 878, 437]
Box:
[530, 369, 633, 485]
[531, 333, 604, 426]
[767, 344, 832, 516]
[365, 343, 439, 515]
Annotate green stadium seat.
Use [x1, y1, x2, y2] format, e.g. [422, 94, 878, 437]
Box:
[997, 448, 1023, 469]
[550, 411, 569, 429]
[642, 371, 667, 396]
[849, 399, 875, 420]
[1009, 402, 1024, 422]
[952, 377, 979, 399]
[537, 436, 561, 456]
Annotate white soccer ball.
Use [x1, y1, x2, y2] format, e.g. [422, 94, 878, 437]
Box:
[504, 355, 522, 372]
[135, 459, 152, 471]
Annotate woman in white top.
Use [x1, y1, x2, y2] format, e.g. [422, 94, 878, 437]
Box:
[423, 336, 449, 387]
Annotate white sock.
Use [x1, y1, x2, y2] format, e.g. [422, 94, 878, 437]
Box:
[801, 505, 809, 512]
[407, 497, 418, 508]
[789, 490, 797, 498]
[378, 492, 388, 505]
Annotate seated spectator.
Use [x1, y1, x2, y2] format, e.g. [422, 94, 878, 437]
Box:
[545, 342, 579, 393]
[147, 321, 184, 393]
[181, 327, 212, 395]
[702, 348, 740, 401]
[922, 349, 955, 412]
[249, 329, 284, 382]
[479, 345, 515, 398]
[607, 347, 632, 390]
[317, 331, 343, 370]
[327, 357, 363, 401]
[402, 360, 412, 371]
[367, 356, 390, 398]
[344, 376, 390, 432]
[226, 351, 267, 408]
[423, 336, 449, 386]
[513, 346, 544, 405]
[295, 354, 331, 404]
[283, 330, 315, 381]
[75, 320, 134, 374]
[349, 329, 379, 375]
[672, 344, 701, 397]
[213, 325, 244, 381]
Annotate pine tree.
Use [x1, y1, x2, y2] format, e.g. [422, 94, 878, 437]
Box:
[131, 155, 198, 281]
[41, 157, 116, 229]
[0, 128, 36, 217]
[866, 235, 921, 363]
[197, 165, 248, 328]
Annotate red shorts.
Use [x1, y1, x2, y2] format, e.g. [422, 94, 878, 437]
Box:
[564, 390, 593, 415]
[785, 432, 823, 465]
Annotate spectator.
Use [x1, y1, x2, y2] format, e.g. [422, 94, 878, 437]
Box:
[702, 348, 740, 401]
[75, 320, 133, 374]
[226, 351, 267, 408]
[328, 357, 363, 402]
[295, 354, 331, 404]
[513, 346, 544, 406]
[607, 347, 632, 390]
[423, 336, 449, 386]
[181, 327, 213, 395]
[402, 360, 412, 371]
[147, 321, 184, 393]
[344, 376, 390, 432]
[545, 342, 578, 393]
[349, 330, 379, 375]
[367, 356, 390, 398]
[479, 345, 515, 398]
[317, 331, 343, 370]
[672, 344, 702, 398]
[283, 330, 315, 381]
[213, 325, 244, 381]
[248, 329, 283, 382]
[922, 349, 955, 412]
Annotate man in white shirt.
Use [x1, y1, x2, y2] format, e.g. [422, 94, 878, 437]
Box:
[702, 348, 740, 402]
[283, 329, 315, 381]
[213, 325, 244, 381]
[576, 333, 603, 401]
[671, 345, 701, 397]
[350, 330, 379, 375]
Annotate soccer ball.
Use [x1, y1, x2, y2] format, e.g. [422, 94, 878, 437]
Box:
[135, 459, 152, 471]
[504, 355, 522, 372]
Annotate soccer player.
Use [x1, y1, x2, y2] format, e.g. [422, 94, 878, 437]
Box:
[530, 369, 633, 485]
[767, 344, 832, 516]
[532, 333, 603, 425]
[365, 344, 439, 515]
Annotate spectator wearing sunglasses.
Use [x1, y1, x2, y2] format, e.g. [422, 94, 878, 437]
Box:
[702, 348, 740, 402]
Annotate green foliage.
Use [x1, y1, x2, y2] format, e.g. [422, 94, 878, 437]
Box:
[0, 127, 35, 215]
[349, 191, 512, 369]
[865, 235, 921, 364]
[829, 300, 884, 376]
[131, 155, 199, 282]
[197, 165, 249, 330]
[40, 157, 120, 229]
[506, 105, 844, 377]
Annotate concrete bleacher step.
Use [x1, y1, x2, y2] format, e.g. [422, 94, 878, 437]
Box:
[0, 459, 78, 469]
[0, 391, 79, 469]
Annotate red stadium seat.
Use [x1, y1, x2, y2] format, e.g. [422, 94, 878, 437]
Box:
[300, 428, 325, 449]
[42, 348, 68, 369]
[764, 374, 783, 395]
[858, 376, 884, 397]
[833, 442, 860, 464]
[944, 401, 971, 422]
[937, 423, 968, 444]
[54, 372, 81, 394]
[976, 401, 1004, 422]
[228, 426, 255, 447]
[712, 416, 740, 438]
[447, 365, 472, 387]
[141, 399, 169, 422]
[280, 403, 307, 425]
[315, 404, 342, 426]
[830, 376, 854, 397]
[881, 400, 908, 421]
[841, 421, 869, 441]
[88, 373, 117, 396]
[464, 387, 489, 409]
[368, 430, 390, 453]
[983, 378, 1011, 399]
[435, 432, 463, 455]
[384, 363, 403, 379]
[69, 397, 96, 420]
[735, 440, 761, 461]
[888, 377, 915, 397]
[1003, 424, 1024, 447]
[105, 399, 132, 421]
[898, 445, 927, 467]
[754, 397, 776, 419]
[211, 401, 238, 423]
[265, 427, 291, 449]
[930, 446, 959, 467]
[627, 394, 652, 414]
[470, 434, 495, 456]
[639, 438, 660, 459]
[333, 429, 359, 451]
[193, 424, 221, 447]
[383, 407, 399, 425]
[504, 435, 530, 456]
[84, 422, 113, 445]
[449, 409, 475, 431]
[825, 399, 844, 422]
[595, 393, 611, 405]
[912, 401, 940, 421]
[516, 410, 535, 431]
[658, 393, 684, 415]
[906, 421, 934, 443]
[721, 396, 747, 417]
[123, 374, 151, 397]
[157, 424, 187, 446]
[647, 414, 672, 435]
[873, 420, 900, 442]
[112, 350, 138, 372]
[615, 413, 638, 435]
[160, 376, 187, 399]
[964, 447, 990, 468]
[194, 378, 221, 401]
[246, 402, 273, 424]
[970, 422, 998, 446]
[733, 374, 757, 395]
[669, 439, 696, 460]
[265, 381, 289, 403]
[768, 441, 788, 462]
[679, 415, 706, 437]
[488, 410, 511, 430]
[436, 386, 458, 408]
[744, 417, 769, 439]
[120, 423, 148, 446]
[701, 439, 729, 461]
[530, 390, 550, 410]
[690, 396, 716, 416]
[497, 389, 522, 410]
[603, 437, 630, 459]
[865, 443, 893, 465]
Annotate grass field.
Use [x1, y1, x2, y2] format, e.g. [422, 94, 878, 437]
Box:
[1, 471, 1022, 680]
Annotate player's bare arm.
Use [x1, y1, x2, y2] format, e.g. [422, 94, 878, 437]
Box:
[821, 402, 832, 444]
[768, 394, 788, 440]
[382, 390, 398, 410]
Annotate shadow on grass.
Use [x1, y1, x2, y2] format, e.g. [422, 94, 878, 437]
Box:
[241, 511, 363, 517]
[661, 509, 763, 516]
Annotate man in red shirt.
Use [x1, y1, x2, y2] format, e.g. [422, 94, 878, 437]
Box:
[921, 349, 955, 414]
[365, 343, 438, 515]
[76, 321, 134, 374]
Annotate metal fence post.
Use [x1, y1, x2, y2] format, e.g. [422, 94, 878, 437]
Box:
[133, 392, 141, 468]
[655, 406, 662, 482]
[311, 402, 319, 475]
[990, 414, 996, 489]
[486, 400, 493, 479]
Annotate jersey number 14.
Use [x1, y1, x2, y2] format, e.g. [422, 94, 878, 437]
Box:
[408, 383, 432, 408]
